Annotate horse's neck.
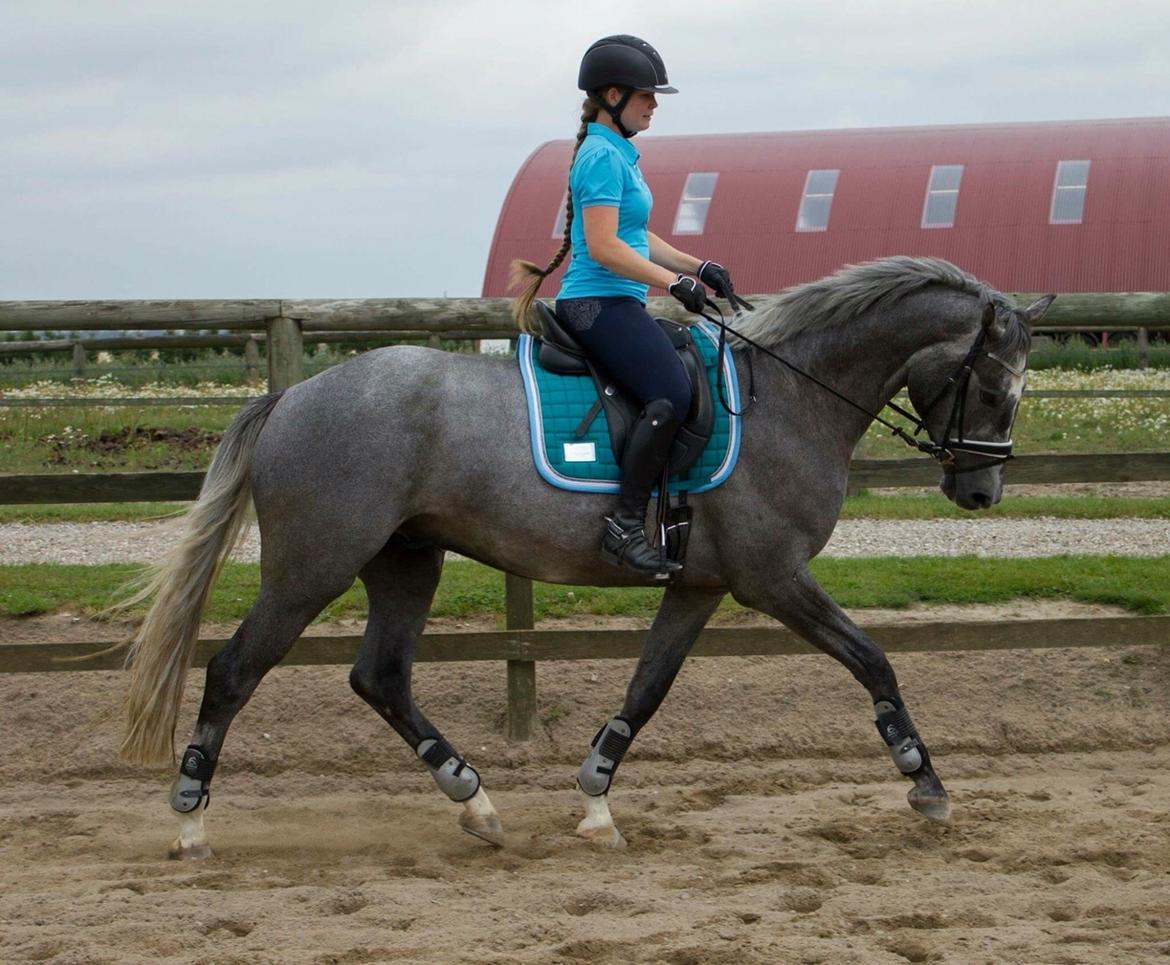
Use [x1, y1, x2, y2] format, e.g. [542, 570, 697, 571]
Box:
[751, 298, 964, 446]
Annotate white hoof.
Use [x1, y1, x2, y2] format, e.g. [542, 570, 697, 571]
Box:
[459, 788, 505, 847]
[169, 809, 212, 859]
[168, 839, 214, 860]
[575, 790, 627, 848]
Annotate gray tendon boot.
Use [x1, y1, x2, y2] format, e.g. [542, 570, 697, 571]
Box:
[601, 398, 682, 578]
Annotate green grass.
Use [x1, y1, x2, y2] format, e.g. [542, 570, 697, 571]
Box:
[3, 556, 1168, 623]
[1, 491, 1165, 525]
[1028, 339, 1170, 371]
[840, 492, 1170, 519]
[0, 503, 190, 523]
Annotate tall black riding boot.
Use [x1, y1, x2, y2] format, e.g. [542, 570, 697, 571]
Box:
[600, 398, 683, 579]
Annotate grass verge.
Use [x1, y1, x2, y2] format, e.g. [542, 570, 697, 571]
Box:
[1, 492, 1168, 525]
[3, 556, 1167, 623]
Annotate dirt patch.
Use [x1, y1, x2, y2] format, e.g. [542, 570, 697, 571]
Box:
[2, 605, 1168, 963]
[43, 425, 221, 468]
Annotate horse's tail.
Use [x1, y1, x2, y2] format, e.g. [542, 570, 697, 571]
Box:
[118, 392, 284, 767]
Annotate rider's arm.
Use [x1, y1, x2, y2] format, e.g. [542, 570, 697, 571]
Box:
[647, 232, 702, 276]
[581, 205, 677, 290]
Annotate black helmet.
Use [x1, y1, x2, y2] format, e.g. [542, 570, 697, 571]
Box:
[577, 35, 678, 95]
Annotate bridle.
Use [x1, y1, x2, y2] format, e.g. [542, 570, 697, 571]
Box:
[701, 293, 1022, 477]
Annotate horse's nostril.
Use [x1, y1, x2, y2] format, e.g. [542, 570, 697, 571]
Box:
[971, 492, 992, 509]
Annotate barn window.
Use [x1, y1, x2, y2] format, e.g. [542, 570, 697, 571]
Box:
[796, 169, 839, 231]
[1050, 160, 1090, 224]
[673, 172, 719, 235]
[552, 192, 568, 238]
[922, 164, 963, 228]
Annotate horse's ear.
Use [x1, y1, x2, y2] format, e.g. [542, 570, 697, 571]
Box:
[1020, 293, 1057, 325]
[980, 299, 1009, 340]
[980, 300, 997, 333]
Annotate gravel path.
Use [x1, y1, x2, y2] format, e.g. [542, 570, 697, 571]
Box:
[0, 517, 1166, 565]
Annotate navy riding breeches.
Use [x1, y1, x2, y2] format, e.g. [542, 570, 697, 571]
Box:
[555, 296, 692, 417]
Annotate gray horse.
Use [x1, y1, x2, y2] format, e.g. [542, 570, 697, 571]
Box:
[119, 255, 1053, 857]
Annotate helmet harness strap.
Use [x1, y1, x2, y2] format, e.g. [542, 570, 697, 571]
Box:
[593, 88, 637, 139]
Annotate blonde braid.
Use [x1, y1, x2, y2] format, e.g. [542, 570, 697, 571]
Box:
[509, 98, 601, 334]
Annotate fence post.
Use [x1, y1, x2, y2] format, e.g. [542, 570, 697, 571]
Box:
[267, 315, 304, 391]
[505, 573, 537, 741]
[244, 337, 260, 385]
[1137, 326, 1149, 369]
[71, 342, 87, 380]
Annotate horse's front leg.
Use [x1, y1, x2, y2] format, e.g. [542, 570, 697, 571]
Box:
[737, 564, 951, 821]
[575, 585, 724, 847]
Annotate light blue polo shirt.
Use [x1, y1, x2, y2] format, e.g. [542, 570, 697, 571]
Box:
[556, 123, 653, 302]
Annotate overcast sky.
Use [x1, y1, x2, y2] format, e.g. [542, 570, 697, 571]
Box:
[3, 0, 1168, 301]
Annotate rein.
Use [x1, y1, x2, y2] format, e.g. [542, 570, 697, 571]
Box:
[700, 293, 1014, 475]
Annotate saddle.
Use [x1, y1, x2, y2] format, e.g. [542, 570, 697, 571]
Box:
[533, 301, 715, 478]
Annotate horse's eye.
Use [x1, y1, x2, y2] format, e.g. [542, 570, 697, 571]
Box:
[979, 389, 1004, 407]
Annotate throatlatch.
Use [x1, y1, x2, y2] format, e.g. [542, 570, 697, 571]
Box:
[417, 737, 481, 803]
[874, 699, 923, 774]
[577, 716, 633, 796]
[170, 745, 216, 813]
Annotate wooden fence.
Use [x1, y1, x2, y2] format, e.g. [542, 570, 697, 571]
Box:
[2, 295, 1169, 738]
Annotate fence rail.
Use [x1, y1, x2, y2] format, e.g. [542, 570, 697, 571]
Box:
[3, 615, 1167, 676]
[1, 452, 1167, 505]
[4, 293, 1170, 331]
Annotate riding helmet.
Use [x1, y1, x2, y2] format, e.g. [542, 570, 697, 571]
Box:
[577, 35, 678, 94]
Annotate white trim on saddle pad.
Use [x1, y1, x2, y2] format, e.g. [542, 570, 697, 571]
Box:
[517, 321, 742, 494]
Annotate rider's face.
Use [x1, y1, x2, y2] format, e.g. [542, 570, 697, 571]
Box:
[603, 87, 658, 134]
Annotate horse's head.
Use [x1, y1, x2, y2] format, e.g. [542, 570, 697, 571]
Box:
[907, 293, 1055, 510]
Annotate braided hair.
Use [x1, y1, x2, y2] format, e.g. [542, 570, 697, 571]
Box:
[509, 97, 602, 334]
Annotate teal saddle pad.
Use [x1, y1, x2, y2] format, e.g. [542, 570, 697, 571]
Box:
[517, 320, 742, 494]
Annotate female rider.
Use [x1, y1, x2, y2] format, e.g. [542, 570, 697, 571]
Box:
[511, 34, 741, 579]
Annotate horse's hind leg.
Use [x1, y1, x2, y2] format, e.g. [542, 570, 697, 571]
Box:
[575, 585, 725, 848]
[348, 537, 504, 847]
[170, 573, 353, 859]
[738, 565, 951, 821]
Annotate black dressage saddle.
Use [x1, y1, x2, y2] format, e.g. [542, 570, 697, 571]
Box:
[532, 301, 714, 478]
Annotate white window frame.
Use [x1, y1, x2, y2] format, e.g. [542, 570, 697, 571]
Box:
[795, 169, 839, 232]
[551, 191, 568, 238]
[673, 172, 719, 235]
[921, 164, 964, 229]
[1050, 160, 1090, 225]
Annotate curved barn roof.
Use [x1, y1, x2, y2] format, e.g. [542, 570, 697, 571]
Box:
[482, 116, 1170, 297]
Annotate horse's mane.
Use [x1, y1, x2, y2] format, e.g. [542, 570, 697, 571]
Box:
[730, 255, 1014, 349]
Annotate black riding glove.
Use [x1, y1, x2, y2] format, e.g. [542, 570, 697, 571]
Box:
[698, 260, 736, 300]
[668, 274, 708, 314]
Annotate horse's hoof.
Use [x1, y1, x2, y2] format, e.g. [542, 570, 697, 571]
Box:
[168, 839, 213, 860]
[908, 786, 952, 822]
[459, 810, 505, 848]
[575, 822, 627, 849]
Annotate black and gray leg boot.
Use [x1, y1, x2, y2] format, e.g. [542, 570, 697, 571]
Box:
[600, 398, 683, 579]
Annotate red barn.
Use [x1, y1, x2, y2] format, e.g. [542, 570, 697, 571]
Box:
[482, 116, 1170, 298]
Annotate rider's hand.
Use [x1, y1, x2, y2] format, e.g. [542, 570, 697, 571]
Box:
[698, 260, 736, 300]
[668, 274, 709, 314]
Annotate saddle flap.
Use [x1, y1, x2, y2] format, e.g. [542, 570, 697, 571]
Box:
[534, 302, 590, 375]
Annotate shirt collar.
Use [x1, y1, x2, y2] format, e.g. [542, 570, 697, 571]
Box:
[587, 122, 640, 162]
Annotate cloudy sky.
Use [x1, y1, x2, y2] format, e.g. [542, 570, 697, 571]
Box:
[3, 1, 1168, 300]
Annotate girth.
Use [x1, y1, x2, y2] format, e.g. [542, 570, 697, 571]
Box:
[533, 301, 714, 478]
